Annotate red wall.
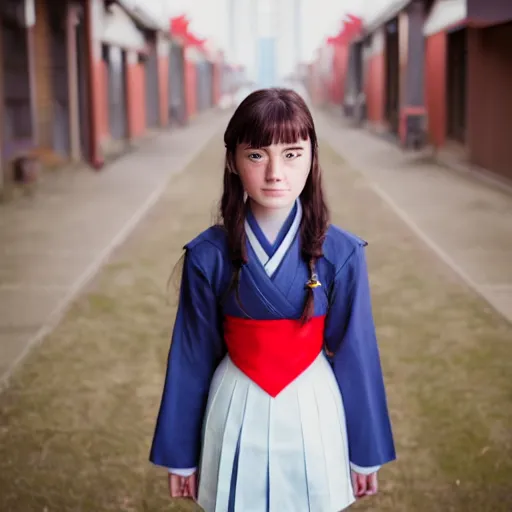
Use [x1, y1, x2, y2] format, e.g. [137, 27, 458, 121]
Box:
[84, 0, 103, 168]
[365, 53, 385, 123]
[89, 59, 104, 167]
[331, 43, 349, 104]
[467, 25, 512, 181]
[425, 31, 447, 147]
[158, 56, 169, 127]
[127, 60, 146, 138]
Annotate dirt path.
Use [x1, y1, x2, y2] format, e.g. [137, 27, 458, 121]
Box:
[0, 132, 511, 511]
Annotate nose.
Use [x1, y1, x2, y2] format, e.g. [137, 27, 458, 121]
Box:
[265, 156, 284, 182]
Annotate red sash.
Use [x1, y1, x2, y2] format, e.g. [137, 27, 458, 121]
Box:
[223, 315, 325, 398]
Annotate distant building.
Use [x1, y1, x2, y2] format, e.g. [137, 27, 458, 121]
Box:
[229, 0, 303, 88]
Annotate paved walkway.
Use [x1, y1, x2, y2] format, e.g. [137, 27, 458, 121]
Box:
[315, 110, 512, 324]
[0, 109, 230, 385]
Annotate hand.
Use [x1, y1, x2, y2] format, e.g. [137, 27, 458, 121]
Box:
[168, 472, 197, 500]
[351, 470, 378, 499]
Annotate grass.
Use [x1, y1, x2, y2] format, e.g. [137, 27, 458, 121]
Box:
[0, 132, 511, 511]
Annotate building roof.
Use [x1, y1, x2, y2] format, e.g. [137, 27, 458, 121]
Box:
[112, 0, 163, 31]
[363, 0, 412, 33]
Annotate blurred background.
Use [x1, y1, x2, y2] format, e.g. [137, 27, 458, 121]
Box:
[2, 0, 512, 179]
[0, 1, 511, 511]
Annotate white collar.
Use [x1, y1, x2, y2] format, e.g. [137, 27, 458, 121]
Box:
[245, 200, 302, 278]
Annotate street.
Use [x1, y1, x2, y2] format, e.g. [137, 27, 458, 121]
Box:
[0, 110, 511, 511]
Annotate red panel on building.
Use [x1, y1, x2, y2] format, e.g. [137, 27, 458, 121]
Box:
[89, 59, 105, 168]
[467, 24, 512, 181]
[127, 58, 146, 138]
[171, 15, 207, 120]
[84, 0, 104, 169]
[330, 43, 348, 104]
[365, 53, 385, 123]
[425, 31, 447, 147]
[327, 15, 362, 105]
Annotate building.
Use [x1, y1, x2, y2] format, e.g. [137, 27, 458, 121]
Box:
[96, 0, 170, 161]
[1, 0, 39, 191]
[170, 14, 224, 121]
[274, 0, 303, 84]
[0, 0, 170, 196]
[317, 0, 512, 184]
[228, 0, 258, 84]
[228, 0, 303, 88]
[424, 0, 512, 182]
[0, 0, 230, 198]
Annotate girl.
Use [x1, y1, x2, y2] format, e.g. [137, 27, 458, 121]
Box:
[150, 88, 395, 511]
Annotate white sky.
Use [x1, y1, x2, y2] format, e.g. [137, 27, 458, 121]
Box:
[133, 0, 393, 62]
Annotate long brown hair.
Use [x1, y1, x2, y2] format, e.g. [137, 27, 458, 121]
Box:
[219, 88, 329, 322]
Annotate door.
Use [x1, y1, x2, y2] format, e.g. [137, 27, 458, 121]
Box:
[145, 44, 160, 129]
[446, 28, 467, 142]
[169, 43, 185, 123]
[1, 16, 32, 155]
[107, 46, 128, 140]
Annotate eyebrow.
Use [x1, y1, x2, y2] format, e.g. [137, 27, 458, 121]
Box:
[242, 145, 305, 151]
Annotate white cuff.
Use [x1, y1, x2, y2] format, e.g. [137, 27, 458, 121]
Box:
[168, 467, 197, 477]
[350, 463, 381, 475]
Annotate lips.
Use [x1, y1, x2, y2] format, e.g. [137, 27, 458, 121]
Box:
[262, 189, 289, 196]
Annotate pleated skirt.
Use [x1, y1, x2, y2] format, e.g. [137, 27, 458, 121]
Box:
[197, 353, 355, 512]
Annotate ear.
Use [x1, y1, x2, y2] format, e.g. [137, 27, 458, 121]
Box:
[227, 152, 238, 175]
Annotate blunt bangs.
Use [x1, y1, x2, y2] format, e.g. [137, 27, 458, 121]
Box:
[225, 90, 313, 150]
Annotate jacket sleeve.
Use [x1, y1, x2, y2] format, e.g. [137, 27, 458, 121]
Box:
[150, 248, 226, 468]
[324, 243, 396, 469]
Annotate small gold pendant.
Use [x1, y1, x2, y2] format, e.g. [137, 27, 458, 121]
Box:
[306, 273, 322, 289]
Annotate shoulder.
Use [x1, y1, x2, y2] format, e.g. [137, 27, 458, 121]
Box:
[323, 224, 367, 271]
[184, 225, 228, 253]
[183, 225, 229, 276]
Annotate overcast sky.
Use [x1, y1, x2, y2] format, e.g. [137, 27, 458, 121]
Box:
[132, 0, 393, 61]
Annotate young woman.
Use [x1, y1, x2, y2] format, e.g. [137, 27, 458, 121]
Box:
[150, 88, 396, 511]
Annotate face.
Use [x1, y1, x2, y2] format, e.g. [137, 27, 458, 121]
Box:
[234, 138, 312, 211]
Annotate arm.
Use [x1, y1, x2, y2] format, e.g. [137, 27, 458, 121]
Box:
[324, 244, 396, 470]
[150, 248, 226, 469]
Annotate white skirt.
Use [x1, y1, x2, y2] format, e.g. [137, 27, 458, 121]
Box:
[197, 352, 355, 512]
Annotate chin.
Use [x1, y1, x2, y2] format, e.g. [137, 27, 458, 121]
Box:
[258, 195, 295, 210]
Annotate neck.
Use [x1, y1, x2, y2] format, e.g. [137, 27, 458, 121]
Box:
[249, 200, 295, 244]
